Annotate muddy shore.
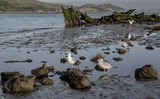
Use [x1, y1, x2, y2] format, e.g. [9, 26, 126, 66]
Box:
[1, 23, 160, 99]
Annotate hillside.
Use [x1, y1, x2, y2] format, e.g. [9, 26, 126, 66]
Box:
[79, 4, 124, 12]
[0, 0, 124, 13]
[0, 0, 64, 12]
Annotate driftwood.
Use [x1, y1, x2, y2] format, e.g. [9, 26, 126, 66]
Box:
[61, 6, 160, 27]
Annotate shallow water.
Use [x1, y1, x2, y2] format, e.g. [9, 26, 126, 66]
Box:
[1, 13, 160, 98]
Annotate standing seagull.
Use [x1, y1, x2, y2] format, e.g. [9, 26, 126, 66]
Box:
[128, 19, 134, 25]
[125, 32, 132, 40]
[97, 58, 113, 72]
[67, 53, 77, 65]
[121, 41, 130, 49]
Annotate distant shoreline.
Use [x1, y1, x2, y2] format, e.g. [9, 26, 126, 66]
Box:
[0, 11, 113, 14]
[0, 12, 62, 14]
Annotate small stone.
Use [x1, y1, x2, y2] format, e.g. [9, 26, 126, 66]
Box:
[79, 56, 86, 60]
[60, 58, 67, 64]
[104, 52, 110, 55]
[41, 61, 47, 63]
[113, 57, 123, 61]
[146, 45, 154, 50]
[41, 78, 54, 85]
[50, 50, 55, 53]
[35, 82, 42, 87]
[70, 47, 77, 54]
[82, 69, 93, 74]
[26, 59, 32, 62]
[117, 48, 127, 55]
[99, 74, 111, 80]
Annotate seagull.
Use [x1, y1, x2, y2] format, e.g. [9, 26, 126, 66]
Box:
[125, 32, 132, 40]
[67, 53, 77, 65]
[121, 41, 130, 49]
[97, 58, 113, 72]
[128, 19, 134, 25]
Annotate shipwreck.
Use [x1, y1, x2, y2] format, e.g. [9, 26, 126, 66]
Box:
[61, 6, 160, 27]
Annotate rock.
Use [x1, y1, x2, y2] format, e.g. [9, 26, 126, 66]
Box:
[31, 63, 54, 78]
[41, 61, 47, 63]
[94, 65, 107, 72]
[151, 26, 160, 31]
[54, 71, 66, 75]
[113, 57, 123, 61]
[60, 68, 81, 81]
[34, 82, 42, 87]
[146, 45, 154, 50]
[60, 58, 67, 64]
[82, 69, 93, 74]
[50, 50, 55, 53]
[60, 68, 91, 89]
[26, 59, 33, 62]
[79, 56, 86, 60]
[5, 59, 32, 63]
[99, 74, 111, 80]
[117, 48, 127, 55]
[1, 72, 24, 84]
[68, 73, 91, 89]
[70, 47, 77, 54]
[59, 72, 69, 82]
[2, 75, 36, 93]
[41, 78, 54, 85]
[67, 68, 81, 74]
[104, 52, 110, 55]
[74, 60, 81, 66]
[135, 64, 158, 80]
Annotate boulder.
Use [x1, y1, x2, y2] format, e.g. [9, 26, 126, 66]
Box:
[135, 65, 158, 80]
[31, 63, 54, 78]
[68, 73, 91, 89]
[60, 68, 81, 81]
[2, 75, 36, 93]
[1, 72, 24, 84]
[60, 68, 91, 89]
[41, 78, 54, 85]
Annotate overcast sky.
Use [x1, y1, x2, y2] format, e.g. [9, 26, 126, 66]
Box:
[39, 0, 160, 9]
